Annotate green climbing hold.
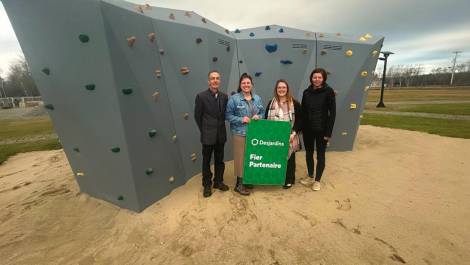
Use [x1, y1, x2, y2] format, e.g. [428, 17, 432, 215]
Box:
[78, 34, 90, 43]
[42, 68, 50, 75]
[145, 168, 154, 175]
[73, 147, 80, 152]
[111, 147, 121, 153]
[148, 129, 157, 138]
[117, 195, 124, 201]
[85, 84, 95, 91]
[44, 104, 54, 110]
[122, 88, 133, 95]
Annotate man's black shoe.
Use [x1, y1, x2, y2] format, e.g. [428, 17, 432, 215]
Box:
[203, 186, 212, 197]
[213, 182, 229, 191]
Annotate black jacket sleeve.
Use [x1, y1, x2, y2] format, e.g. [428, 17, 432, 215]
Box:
[194, 94, 203, 132]
[264, 99, 272, 119]
[325, 89, 336, 137]
[293, 100, 302, 133]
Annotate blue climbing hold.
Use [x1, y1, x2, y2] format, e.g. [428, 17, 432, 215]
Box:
[279, 28, 284, 33]
[265, 44, 278, 53]
[255, 72, 262, 77]
[235, 29, 241, 33]
[280, 60, 293, 65]
[249, 32, 255, 37]
[265, 25, 271, 31]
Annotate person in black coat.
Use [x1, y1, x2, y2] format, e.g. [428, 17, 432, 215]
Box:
[265, 79, 302, 189]
[194, 71, 229, 197]
[300, 68, 336, 191]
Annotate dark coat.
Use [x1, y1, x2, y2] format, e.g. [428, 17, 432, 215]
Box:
[194, 89, 228, 145]
[264, 99, 303, 133]
[301, 84, 336, 137]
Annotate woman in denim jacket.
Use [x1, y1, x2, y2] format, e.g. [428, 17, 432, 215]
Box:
[226, 73, 264, 195]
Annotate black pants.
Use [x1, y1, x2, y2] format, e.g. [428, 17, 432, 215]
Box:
[202, 143, 225, 187]
[303, 132, 327, 181]
[285, 152, 296, 185]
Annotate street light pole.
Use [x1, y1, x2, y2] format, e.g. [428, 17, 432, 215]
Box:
[450, 51, 462, 86]
[377, 51, 394, 108]
[0, 76, 6, 98]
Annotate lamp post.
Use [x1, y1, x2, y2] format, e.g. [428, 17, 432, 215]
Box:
[377, 51, 394, 108]
[0, 75, 6, 98]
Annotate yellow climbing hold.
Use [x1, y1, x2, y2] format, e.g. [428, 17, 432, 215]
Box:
[183, 113, 189, 120]
[364, 33, 373, 39]
[148, 32, 156, 42]
[180, 67, 190, 75]
[345, 49, 353, 57]
[152, 91, 160, 100]
[191, 153, 197, 162]
[155, 69, 161, 77]
[169, 176, 175, 183]
[77, 172, 85, 177]
[127, 36, 136, 47]
[372, 50, 379, 57]
[341, 132, 348, 136]
[350, 103, 357, 109]
[361, 71, 368, 77]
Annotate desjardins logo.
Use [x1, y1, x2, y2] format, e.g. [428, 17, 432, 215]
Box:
[251, 138, 284, 147]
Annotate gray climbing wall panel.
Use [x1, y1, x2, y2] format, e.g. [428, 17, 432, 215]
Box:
[3, 0, 383, 212]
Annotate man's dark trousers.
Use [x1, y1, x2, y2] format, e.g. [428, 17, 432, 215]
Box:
[202, 142, 225, 187]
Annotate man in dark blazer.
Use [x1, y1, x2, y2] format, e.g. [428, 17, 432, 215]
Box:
[194, 71, 229, 197]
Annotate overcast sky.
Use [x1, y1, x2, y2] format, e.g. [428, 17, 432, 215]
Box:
[1, 0, 469, 76]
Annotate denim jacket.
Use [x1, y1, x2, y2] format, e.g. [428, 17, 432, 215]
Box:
[225, 92, 265, 136]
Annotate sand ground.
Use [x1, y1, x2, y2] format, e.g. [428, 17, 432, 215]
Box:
[0, 125, 469, 265]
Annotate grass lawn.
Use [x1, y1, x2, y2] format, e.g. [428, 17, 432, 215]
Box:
[0, 139, 61, 164]
[367, 88, 470, 102]
[361, 113, 470, 139]
[365, 103, 470, 116]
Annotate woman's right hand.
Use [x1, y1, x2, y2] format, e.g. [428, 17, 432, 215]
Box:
[242, 116, 251, 124]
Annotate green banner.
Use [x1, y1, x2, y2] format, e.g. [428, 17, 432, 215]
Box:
[243, 119, 291, 185]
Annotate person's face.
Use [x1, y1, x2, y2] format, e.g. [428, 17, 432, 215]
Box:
[208, 72, 221, 91]
[312, 73, 324, 88]
[276, 82, 288, 98]
[240, 78, 252, 93]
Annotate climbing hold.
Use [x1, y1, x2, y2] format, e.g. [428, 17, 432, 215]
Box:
[364, 33, 373, 39]
[122, 88, 133, 95]
[249, 32, 255, 37]
[148, 129, 157, 138]
[180, 67, 190, 75]
[144, 4, 151, 10]
[159, 49, 164, 55]
[225, 29, 230, 34]
[155, 69, 161, 78]
[319, 33, 325, 38]
[135, 5, 143, 13]
[196, 37, 202, 44]
[169, 176, 175, 183]
[239, 60, 243, 64]
[255, 72, 262, 77]
[190, 153, 197, 162]
[73, 147, 80, 152]
[201, 18, 207, 23]
[169, 13, 175, 20]
[44, 104, 54, 110]
[127, 36, 136, 47]
[302, 49, 308, 55]
[359, 36, 367, 41]
[265, 25, 271, 31]
[145, 168, 154, 176]
[278, 28, 284, 33]
[372, 50, 379, 57]
[117, 195, 124, 201]
[183, 113, 189, 120]
[350, 103, 357, 109]
[341, 132, 348, 136]
[171, 135, 177, 142]
[78, 34, 90, 43]
[265, 44, 278, 53]
[226, 46, 230, 52]
[361, 71, 368, 77]
[152, 91, 160, 100]
[345, 49, 353, 57]
[235, 29, 241, 33]
[364, 86, 370, 92]
[184, 11, 192, 17]
[77, 172, 85, 177]
[42, 68, 51, 75]
[148, 32, 156, 42]
[85, 84, 95, 91]
[280, 60, 293, 65]
[360, 115, 364, 119]
[111, 147, 120, 153]
[336, 32, 341, 36]
[320, 50, 327, 55]
[212, 57, 218, 62]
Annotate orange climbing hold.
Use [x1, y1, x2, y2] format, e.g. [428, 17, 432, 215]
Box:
[148, 32, 156, 42]
[180, 67, 190, 75]
[127, 36, 136, 47]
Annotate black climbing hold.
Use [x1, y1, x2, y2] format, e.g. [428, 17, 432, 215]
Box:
[78, 34, 90, 43]
[280, 60, 293, 65]
[212, 57, 218, 62]
[122, 88, 133, 95]
[146, 168, 154, 175]
[249, 32, 255, 37]
[279, 28, 284, 33]
[265, 44, 278, 53]
[117, 195, 124, 201]
[201, 18, 207, 23]
[42, 68, 50, 75]
[255, 72, 262, 77]
[111, 147, 120, 153]
[148, 129, 157, 138]
[265, 25, 271, 31]
[73, 147, 80, 152]
[235, 29, 241, 33]
[196, 37, 202, 44]
[85, 84, 95, 91]
[226, 46, 230, 52]
[239, 60, 243, 64]
[44, 104, 54, 110]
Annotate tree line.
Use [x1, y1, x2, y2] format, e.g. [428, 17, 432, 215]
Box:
[0, 57, 39, 97]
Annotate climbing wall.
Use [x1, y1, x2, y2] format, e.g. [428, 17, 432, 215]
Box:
[3, 0, 383, 212]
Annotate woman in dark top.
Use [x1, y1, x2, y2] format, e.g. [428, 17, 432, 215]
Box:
[265, 79, 302, 189]
[300, 68, 336, 191]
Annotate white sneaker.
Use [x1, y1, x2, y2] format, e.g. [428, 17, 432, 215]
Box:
[300, 177, 314, 186]
[312, 181, 321, 191]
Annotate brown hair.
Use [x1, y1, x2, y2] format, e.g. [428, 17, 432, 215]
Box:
[274, 79, 294, 104]
[309, 68, 327, 86]
[208, 70, 220, 78]
[237, 73, 253, 93]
